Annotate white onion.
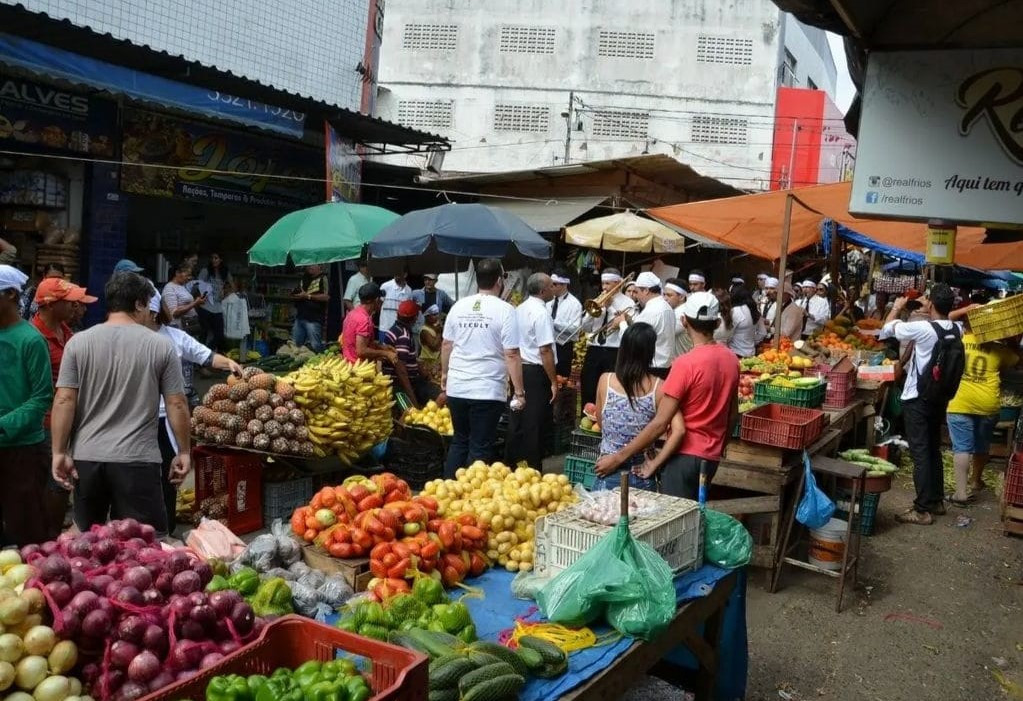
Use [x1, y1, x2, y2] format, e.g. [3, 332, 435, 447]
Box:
[32, 674, 70, 701]
[47, 641, 77, 676]
[6, 565, 35, 587]
[0, 660, 14, 690]
[14, 656, 48, 690]
[0, 551, 22, 570]
[68, 677, 82, 696]
[22, 627, 56, 657]
[6, 692, 34, 701]
[0, 633, 23, 663]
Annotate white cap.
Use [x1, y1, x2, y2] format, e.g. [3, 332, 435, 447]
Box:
[731, 276, 744, 284]
[681, 291, 720, 321]
[424, 304, 440, 316]
[149, 291, 163, 314]
[688, 273, 706, 284]
[423, 273, 438, 280]
[601, 271, 622, 283]
[551, 274, 570, 285]
[664, 282, 686, 296]
[757, 273, 768, 280]
[0, 265, 28, 292]
[634, 271, 661, 289]
[764, 277, 779, 289]
[801, 279, 816, 288]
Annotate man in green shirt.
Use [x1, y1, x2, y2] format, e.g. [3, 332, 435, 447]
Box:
[0, 264, 52, 546]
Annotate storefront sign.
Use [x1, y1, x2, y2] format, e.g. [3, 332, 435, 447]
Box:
[121, 109, 320, 209]
[925, 222, 956, 264]
[0, 74, 116, 155]
[851, 49, 1023, 226]
[325, 122, 362, 203]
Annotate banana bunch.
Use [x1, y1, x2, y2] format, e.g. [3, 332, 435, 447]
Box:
[175, 487, 196, 522]
[573, 334, 587, 373]
[283, 356, 394, 464]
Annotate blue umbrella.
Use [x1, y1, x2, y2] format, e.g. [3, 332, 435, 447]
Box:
[368, 203, 551, 271]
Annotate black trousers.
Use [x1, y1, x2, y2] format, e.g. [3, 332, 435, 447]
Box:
[73, 460, 168, 536]
[0, 442, 50, 547]
[660, 454, 719, 500]
[554, 342, 573, 377]
[902, 398, 946, 513]
[581, 345, 618, 409]
[505, 365, 553, 470]
[445, 398, 506, 477]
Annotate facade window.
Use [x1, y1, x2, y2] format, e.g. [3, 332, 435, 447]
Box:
[402, 24, 459, 51]
[780, 49, 797, 87]
[396, 100, 454, 129]
[596, 30, 655, 60]
[499, 26, 557, 54]
[696, 36, 754, 66]
[691, 115, 748, 145]
[592, 110, 649, 139]
[493, 104, 551, 133]
[807, 77, 818, 90]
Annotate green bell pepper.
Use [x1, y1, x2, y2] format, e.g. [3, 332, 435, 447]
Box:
[206, 574, 231, 593]
[344, 676, 371, 701]
[439, 602, 471, 634]
[412, 576, 445, 605]
[246, 675, 269, 699]
[249, 577, 294, 617]
[358, 623, 390, 641]
[206, 674, 252, 701]
[304, 679, 348, 701]
[456, 622, 477, 644]
[255, 677, 302, 701]
[360, 602, 388, 627]
[227, 567, 261, 597]
[293, 661, 324, 690]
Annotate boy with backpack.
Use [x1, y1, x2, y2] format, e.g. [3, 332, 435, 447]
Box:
[881, 284, 964, 525]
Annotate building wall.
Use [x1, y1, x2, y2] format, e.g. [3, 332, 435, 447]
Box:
[376, 0, 837, 190]
[780, 14, 837, 95]
[7, 0, 372, 110]
[770, 87, 855, 189]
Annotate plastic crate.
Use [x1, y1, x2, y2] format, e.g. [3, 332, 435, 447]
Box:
[967, 296, 1023, 343]
[836, 491, 881, 536]
[385, 423, 445, 490]
[553, 386, 578, 425]
[534, 488, 703, 577]
[563, 455, 596, 489]
[263, 476, 313, 524]
[740, 403, 826, 450]
[753, 379, 826, 408]
[569, 428, 602, 460]
[1006, 454, 1023, 508]
[193, 446, 264, 535]
[544, 423, 573, 456]
[143, 615, 428, 701]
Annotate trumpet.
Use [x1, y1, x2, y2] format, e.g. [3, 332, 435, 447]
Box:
[584, 272, 635, 318]
[588, 305, 637, 344]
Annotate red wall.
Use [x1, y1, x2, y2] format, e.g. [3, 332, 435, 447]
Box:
[770, 87, 856, 190]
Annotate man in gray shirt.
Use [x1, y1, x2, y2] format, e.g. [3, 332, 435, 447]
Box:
[51, 272, 191, 535]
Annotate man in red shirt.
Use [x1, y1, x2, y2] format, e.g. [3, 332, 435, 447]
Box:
[340, 282, 397, 366]
[594, 291, 739, 499]
[31, 277, 98, 537]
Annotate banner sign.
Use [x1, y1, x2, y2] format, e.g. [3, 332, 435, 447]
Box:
[0, 32, 305, 138]
[0, 73, 116, 156]
[121, 109, 320, 209]
[325, 121, 362, 203]
[851, 49, 1023, 225]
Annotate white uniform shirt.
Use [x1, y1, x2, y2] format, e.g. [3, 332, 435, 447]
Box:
[379, 279, 412, 334]
[546, 292, 582, 344]
[673, 305, 693, 357]
[801, 295, 831, 336]
[517, 296, 557, 365]
[634, 295, 677, 368]
[581, 292, 634, 348]
[344, 272, 370, 305]
[880, 319, 958, 400]
[443, 294, 520, 402]
[728, 305, 763, 358]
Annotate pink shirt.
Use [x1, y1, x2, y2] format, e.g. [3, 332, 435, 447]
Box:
[341, 305, 374, 363]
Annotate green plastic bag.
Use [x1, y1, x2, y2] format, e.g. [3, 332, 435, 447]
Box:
[704, 509, 752, 569]
[535, 517, 675, 641]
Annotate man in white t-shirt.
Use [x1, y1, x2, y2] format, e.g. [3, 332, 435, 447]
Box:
[506, 273, 558, 470]
[379, 271, 412, 340]
[441, 259, 524, 476]
[343, 260, 371, 313]
[625, 271, 676, 377]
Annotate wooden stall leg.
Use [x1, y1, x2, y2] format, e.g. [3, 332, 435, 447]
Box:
[835, 479, 860, 612]
[770, 472, 805, 593]
[688, 604, 725, 701]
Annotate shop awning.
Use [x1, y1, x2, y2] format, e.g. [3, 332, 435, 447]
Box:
[476, 196, 607, 233]
[647, 181, 1018, 270]
[0, 4, 449, 152]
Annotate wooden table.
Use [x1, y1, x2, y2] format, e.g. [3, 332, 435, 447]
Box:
[561, 570, 738, 701]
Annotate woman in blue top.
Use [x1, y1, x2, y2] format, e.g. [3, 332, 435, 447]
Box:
[594, 322, 685, 491]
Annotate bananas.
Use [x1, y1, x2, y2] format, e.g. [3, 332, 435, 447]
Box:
[285, 357, 394, 465]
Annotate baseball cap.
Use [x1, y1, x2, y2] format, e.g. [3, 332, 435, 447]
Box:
[0, 265, 28, 292]
[398, 300, 420, 318]
[423, 273, 438, 280]
[358, 282, 382, 302]
[35, 278, 98, 305]
[681, 291, 720, 321]
[149, 291, 163, 314]
[424, 304, 440, 316]
[114, 259, 144, 273]
[634, 271, 661, 289]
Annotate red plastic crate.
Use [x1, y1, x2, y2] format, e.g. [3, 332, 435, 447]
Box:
[1006, 454, 1023, 508]
[740, 403, 826, 450]
[143, 616, 428, 701]
[193, 446, 264, 535]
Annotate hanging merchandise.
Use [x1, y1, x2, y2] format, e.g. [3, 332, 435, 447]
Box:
[796, 451, 835, 529]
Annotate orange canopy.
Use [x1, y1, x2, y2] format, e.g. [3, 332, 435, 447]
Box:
[647, 181, 1012, 270]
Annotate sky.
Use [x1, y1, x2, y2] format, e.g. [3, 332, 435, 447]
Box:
[827, 32, 856, 112]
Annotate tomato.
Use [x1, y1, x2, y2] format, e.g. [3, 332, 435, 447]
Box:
[377, 508, 401, 532]
[469, 552, 487, 577]
[329, 542, 346, 558]
[384, 489, 406, 504]
[421, 541, 440, 559]
[370, 542, 392, 561]
[349, 484, 369, 503]
[358, 494, 384, 512]
[392, 542, 412, 560]
[382, 552, 398, 568]
[438, 522, 456, 549]
[336, 543, 355, 559]
[363, 515, 385, 536]
[370, 559, 388, 578]
[460, 525, 483, 541]
[442, 566, 461, 587]
[303, 528, 318, 542]
[352, 528, 374, 550]
[387, 558, 410, 580]
[321, 489, 337, 508]
[334, 527, 352, 544]
[380, 527, 396, 542]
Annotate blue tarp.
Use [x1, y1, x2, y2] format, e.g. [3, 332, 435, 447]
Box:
[0, 33, 305, 137]
[326, 564, 747, 701]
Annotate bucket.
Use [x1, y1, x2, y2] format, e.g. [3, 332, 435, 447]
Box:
[808, 518, 847, 571]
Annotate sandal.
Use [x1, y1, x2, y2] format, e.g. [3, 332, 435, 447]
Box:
[895, 508, 933, 525]
[949, 498, 972, 508]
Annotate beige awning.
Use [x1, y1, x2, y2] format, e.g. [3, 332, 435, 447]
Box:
[477, 196, 606, 233]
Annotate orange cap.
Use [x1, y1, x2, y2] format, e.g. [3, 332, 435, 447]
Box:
[35, 278, 98, 305]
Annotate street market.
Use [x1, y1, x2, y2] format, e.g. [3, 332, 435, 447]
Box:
[1, 2, 1023, 700]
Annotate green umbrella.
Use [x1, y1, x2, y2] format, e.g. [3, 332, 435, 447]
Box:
[248, 202, 400, 266]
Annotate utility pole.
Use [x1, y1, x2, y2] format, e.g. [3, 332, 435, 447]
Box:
[563, 90, 575, 164]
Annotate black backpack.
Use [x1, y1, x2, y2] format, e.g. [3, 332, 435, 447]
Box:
[916, 322, 965, 404]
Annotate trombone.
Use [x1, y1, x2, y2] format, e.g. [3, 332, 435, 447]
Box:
[588, 305, 637, 344]
[583, 272, 635, 317]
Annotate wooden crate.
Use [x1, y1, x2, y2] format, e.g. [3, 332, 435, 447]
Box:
[721, 440, 790, 470]
[301, 545, 373, 592]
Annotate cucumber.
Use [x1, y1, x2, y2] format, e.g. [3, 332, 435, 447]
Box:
[467, 641, 529, 677]
[428, 690, 458, 701]
[458, 663, 518, 695]
[515, 646, 545, 671]
[518, 636, 567, 666]
[388, 630, 431, 655]
[466, 651, 504, 668]
[460, 674, 526, 701]
[429, 657, 475, 691]
[408, 627, 463, 659]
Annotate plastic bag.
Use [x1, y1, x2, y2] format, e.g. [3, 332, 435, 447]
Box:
[272, 520, 302, 565]
[317, 574, 354, 608]
[238, 519, 302, 572]
[288, 561, 312, 578]
[703, 509, 752, 569]
[185, 517, 246, 561]
[796, 451, 834, 529]
[264, 566, 297, 581]
[576, 488, 660, 526]
[536, 516, 675, 640]
[511, 569, 550, 601]
[297, 569, 326, 591]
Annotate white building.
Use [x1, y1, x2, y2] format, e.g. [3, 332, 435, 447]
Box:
[376, 0, 838, 190]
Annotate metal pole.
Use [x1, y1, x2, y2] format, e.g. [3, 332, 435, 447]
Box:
[774, 194, 794, 349]
[829, 219, 841, 288]
[786, 119, 799, 188]
[563, 91, 575, 165]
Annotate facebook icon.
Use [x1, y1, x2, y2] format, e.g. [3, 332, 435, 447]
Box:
[865, 191, 880, 204]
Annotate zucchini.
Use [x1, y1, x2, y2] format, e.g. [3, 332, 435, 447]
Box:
[428, 690, 458, 701]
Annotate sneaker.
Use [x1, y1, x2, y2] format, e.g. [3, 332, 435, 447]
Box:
[895, 508, 933, 525]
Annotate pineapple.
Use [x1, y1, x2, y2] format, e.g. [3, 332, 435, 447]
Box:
[288, 408, 305, 425]
[211, 399, 236, 414]
[270, 437, 289, 454]
[249, 373, 276, 391]
[235, 431, 253, 448]
[247, 419, 264, 435]
[282, 422, 296, 438]
[236, 400, 255, 422]
[248, 389, 270, 406]
[294, 426, 309, 441]
[269, 393, 284, 408]
[263, 420, 283, 438]
[210, 383, 231, 401]
[275, 381, 295, 400]
[228, 381, 251, 402]
[253, 433, 271, 451]
[221, 414, 243, 432]
[242, 366, 262, 381]
[272, 406, 290, 422]
[255, 405, 273, 422]
[297, 441, 315, 458]
[287, 439, 302, 454]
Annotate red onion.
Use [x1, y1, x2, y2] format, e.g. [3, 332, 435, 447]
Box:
[219, 640, 241, 655]
[93, 538, 118, 563]
[54, 608, 80, 638]
[116, 615, 147, 645]
[193, 561, 213, 587]
[90, 574, 115, 596]
[38, 554, 71, 583]
[142, 624, 168, 655]
[166, 551, 192, 575]
[113, 518, 142, 541]
[113, 679, 148, 701]
[19, 544, 40, 561]
[142, 588, 164, 605]
[208, 591, 242, 619]
[68, 590, 100, 616]
[230, 602, 255, 636]
[169, 639, 205, 670]
[172, 570, 201, 595]
[200, 652, 225, 669]
[45, 580, 74, 607]
[148, 671, 175, 692]
[123, 566, 153, 592]
[40, 541, 60, 556]
[139, 524, 157, 543]
[155, 572, 175, 595]
[114, 586, 144, 606]
[110, 640, 140, 669]
[179, 619, 205, 641]
[70, 568, 87, 593]
[81, 608, 112, 637]
[67, 538, 93, 559]
[127, 650, 161, 683]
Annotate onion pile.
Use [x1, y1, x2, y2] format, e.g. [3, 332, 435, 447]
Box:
[25, 519, 262, 701]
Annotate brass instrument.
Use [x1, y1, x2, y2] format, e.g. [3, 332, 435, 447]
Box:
[588, 305, 637, 344]
[583, 272, 635, 318]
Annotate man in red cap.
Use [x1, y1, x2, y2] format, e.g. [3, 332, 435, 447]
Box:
[382, 299, 436, 406]
[31, 278, 99, 536]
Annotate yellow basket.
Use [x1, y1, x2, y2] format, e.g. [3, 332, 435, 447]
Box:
[966, 296, 1023, 343]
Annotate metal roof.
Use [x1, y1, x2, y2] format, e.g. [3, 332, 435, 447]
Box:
[0, 3, 449, 153]
[476, 196, 609, 233]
